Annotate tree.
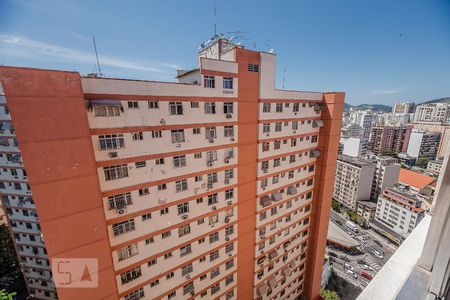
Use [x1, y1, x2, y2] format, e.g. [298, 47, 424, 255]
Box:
[331, 200, 342, 212]
[0, 290, 16, 300]
[346, 210, 358, 222]
[380, 148, 396, 157]
[320, 288, 340, 300]
[416, 157, 429, 169]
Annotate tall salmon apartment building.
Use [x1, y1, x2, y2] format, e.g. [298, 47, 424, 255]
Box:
[0, 38, 344, 300]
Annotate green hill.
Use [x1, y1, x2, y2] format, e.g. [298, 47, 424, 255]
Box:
[344, 103, 391, 112]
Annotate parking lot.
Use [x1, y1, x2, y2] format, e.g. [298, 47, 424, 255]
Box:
[326, 210, 398, 289]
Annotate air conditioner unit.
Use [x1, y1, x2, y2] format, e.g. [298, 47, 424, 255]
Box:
[225, 159, 230, 164]
[225, 237, 230, 241]
[266, 133, 270, 137]
[228, 253, 233, 257]
[207, 161, 213, 167]
[209, 139, 215, 143]
[225, 218, 230, 223]
[207, 183, 213, 189]
[230, 138, 235, 142]
[260, 235, 265, 239]
[109, 152, 118, 158]
[226, 114, 233, 119]
[227, 201, 232, 206]
[224, 179, 230, 184]
[185, 275, 190, 279]
[181, 214, 188, 220]
[260, 250, 265, 254]
[212, 206, 217, 210]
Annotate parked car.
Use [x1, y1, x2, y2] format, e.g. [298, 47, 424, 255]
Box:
[340, 255, 350, 262]
[336, 220, 343, 226]
[360, 271, 373, 280]
[374, 240, 383, 247]
[328, 251, 338, 258]
[363, 264, 372, 270]
[357, 259, 366, 265]
[344, 263, 354, 271]
[372, 249, 384, 259]
[346, 269, 358, 279]
[330, 257, 337, 263]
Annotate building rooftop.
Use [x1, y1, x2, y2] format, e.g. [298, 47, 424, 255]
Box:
[337, 155, 373, 167]
[356, 200, 378, 209]
[398, 169, 436, 190]
[327, 221, 360, 248]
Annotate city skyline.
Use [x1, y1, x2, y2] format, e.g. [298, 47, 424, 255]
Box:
[1, 0, 450, 106]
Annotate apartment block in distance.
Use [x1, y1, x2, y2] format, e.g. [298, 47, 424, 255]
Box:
[374, 185, 425, 241]
[0, 37, 344, 300]
[332, 155, 375, 210]
[368, 125, 412, 155]
[0, 89, 57, 299]
[407, 129, 440, 160]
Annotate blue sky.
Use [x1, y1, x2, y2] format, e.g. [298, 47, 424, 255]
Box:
[1, 0, 449, 105]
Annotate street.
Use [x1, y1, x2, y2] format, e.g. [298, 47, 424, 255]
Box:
[326, 210, 398, 289]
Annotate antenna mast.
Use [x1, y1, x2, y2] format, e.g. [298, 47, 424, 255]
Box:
[283, 68, 286, 89]
[213, 0, 217, 37]
[92, 35, 103, 76]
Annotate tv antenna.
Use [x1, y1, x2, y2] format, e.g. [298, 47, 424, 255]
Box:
[213, 0, 217, 37]
[92, 35, 103, 77]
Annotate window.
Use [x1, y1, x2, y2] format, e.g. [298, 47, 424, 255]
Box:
[221, 76, 234, 89]
[276, 103, 283, 112]
[204, 76, 215, 88]
[209, 214, 219, 225]
[225, 189, 234, 199]
[155, 158, 165, 165]
[263, 103, 271, 113]
[124, 288, 144, 300]
[272, 175, 279, 184]
[209, 232, 219, 243]
[263, 123, 270, 133]
[226, 275, 234, 285]
[206, 150, 217, 162]
[147, 259, 157, 266]
[112, 219, 135, 236]
[225, 169, 234, 179]
[183, 282, 194, 295]
[178, 224, 191, 237]
[168, 102, 183, 115]
[177, 202, 189, 215]
[311, 135, 318, 143]
[211, 267, 220, 279]
[168, 291, 176, 300]
[274, 140, 281, 149]
[193, 128, 201, 134]
[191, 102, 199, 108]
[262, 142, 270, 152]
[211, 283, 221, 295]
[120, 266, 141, 284]
[273, 158, 281, 167]
[205, 127, 217, 139]
[150, 279, 159, 287]
[142, 213, 152, 221]
[226, 259, 234, 270]
[117, 243, 139, 261]
[208, 194, 218, 205]
[99, 134, 124, 150]
[135, 161, 146, 168]
[139, 188, 149, 196]
[175, 180, 188, 192]
[93, 105, 121, 117]
[152, 130, 162, 138]
[261, 179, 268, 188]
[224, 102, 234, 113]
[293, 102, 300, 112]
[224, 126, 234, 137]
[132, 132, 144, 140]
[207, 173, 218, 184]
[162, 231, 171, 239]
[173, 155, 186, 168]
[158, 183, 167, 190]
[225, 226, 234, 236]
[180, 244, 192, 257]
[291, 138, 297, 147]
[104, 164, 128, 181]
[248, 64, 259, 72]
[127, 101, 139, 108]
[204, 102, 216, 114]
[148, 101, 159, 108]
[166, 272, 174, 279]
[195, 175, 203, 182]
[292, 121, 298, 130]
[275, 122, 282, 132]
[108, 193, 132, 210]
[210, 250, 219, 261]
[171, 129, 185, 143]
[194, 152, 202, 159]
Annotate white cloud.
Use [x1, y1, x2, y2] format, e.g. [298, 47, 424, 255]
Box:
[0, 34, 180, 76]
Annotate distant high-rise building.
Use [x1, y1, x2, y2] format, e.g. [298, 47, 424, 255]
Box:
[368, 125, 412, 155]
[333, 155, 375, 210]
[359, 111, 374, 139]
[341, 137, 368, 158]
[341, 124, 365, 138]
[0, 37, 344, 300]
[413, 122, 450, 159]
[413, 103, 450, 124]
[392, 102, 415, 114]
[370, 156, 400, 201]
[407, 129, 441, 160]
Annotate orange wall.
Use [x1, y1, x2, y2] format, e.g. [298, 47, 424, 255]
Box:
[0, 67, 118, 300]
[304, 92, 345, 300]
[236, 48, 260, 299]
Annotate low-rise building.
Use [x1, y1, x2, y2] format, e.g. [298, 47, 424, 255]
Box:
[333, 155, 375, 210]
[427, 160, 443, 175]
[398, 168, 436, 210]
[356, 200, 377, 222]
[375, 185, 426, 241]
[397, 153, 416, 167]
